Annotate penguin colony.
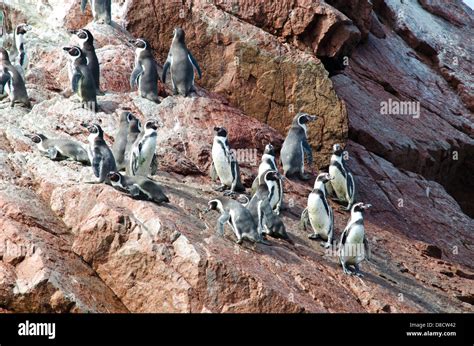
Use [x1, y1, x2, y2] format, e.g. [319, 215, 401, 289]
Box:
[4, 2, 371, 277]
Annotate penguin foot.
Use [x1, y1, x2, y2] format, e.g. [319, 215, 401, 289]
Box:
[320, 241, 331, 249]
[308, 233, 322, 240]
[259, 239, 272, 246]
[236, 238, 243, 245]
[213, 185, 226, 192]
[84, 180, 103, 184]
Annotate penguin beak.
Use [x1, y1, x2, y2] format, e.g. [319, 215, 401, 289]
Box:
[328, 175, 334, 180]
[62, 46, 72, 54]
[213, 126, 220, 132]
[24, 134, 34, 139]
[69, 29, 78, 35]
[307, 115, 317, 122]
[363, 204, 372, 210]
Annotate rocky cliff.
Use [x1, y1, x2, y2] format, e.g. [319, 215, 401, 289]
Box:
[0, 0, 472, 313]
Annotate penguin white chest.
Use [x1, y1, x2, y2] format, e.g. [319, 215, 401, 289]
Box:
[308, 193, 331, 238]
[343, 224, 365, 264]
[267, 181, 280, 209]
[212, 140, 233, 186]
[329, 164, 347, 200]
[137, 136, 156, 171]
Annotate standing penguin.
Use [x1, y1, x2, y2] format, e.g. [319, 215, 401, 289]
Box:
[339, 202, 371, 276]
[108, 172, 169, 204]
[112, 111, 132, 171]
[300, 172, 334, 248]
[246, 170, 293, 244]
[124, 114, 142, 174]
[280, 113, 317, 180]
[81, 0, 111, 25]
[251, 144, 283, 214]
[63, 46, 98, 112]
[162, 27, 202, 97]
[129, 119, 158, 177]
[11, 23, 32, 78]
[25, 133, 90, 164]
[70, 28, 103, 95]
[328, 144, 356, 211]
[0, 48, 30, 108]
[210, 126, 244, 195]
[206, 197, 268, 245]
[83, 123, 116, 183]
[130, 38, 160, 103]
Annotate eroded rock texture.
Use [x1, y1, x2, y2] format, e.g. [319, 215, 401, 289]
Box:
[0, 0, 472, 313]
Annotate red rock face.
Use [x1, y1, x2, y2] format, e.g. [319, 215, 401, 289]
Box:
[0, 0, 472, 313]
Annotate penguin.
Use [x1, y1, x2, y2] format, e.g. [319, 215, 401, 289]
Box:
[70, 28, 103, 95]
[0, 48, 30, 108]
[112, 111, 132, 171]
[205, 197, 269, 245]
[210, 126, 244, 195]
[246, 170, 293, 244]
[11, 23, 32, 78]
[124, 113, 142, 174]
[339, 202, 372, 276]
[83, 123, 116, 183]
[108, 171, 169, 204]
[251, 144, 283, 214]
[130, 38, 160, 103]
[25, 133, 90, 164]
[162, 27, 202, 97]
[81, 0, 111, 25]
[300, 172, 334, 248]
[129, 119, 158, 177]
[328, 143, 356, 211]
[280, 113, 317, 180]
[63, 46, 98, 112]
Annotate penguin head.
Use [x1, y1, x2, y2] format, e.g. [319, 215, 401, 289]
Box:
[315, 172, 333, 184]
[264, 170, 281, 183]
[26, 133, 47, 144]
[332, 143, 344, 156]
[264, 144, 275, 156]
[213, 126, 227, 138]
[351, 202, 372, 214]
[83, 123, 104, 139]
[119, 111, 132, 123]
[144, 120, 159, 132]
[107, 172, 123, 186]
[63, 46, 83, 61]
[73, 29, 93, 46]
[296, 113, 317, 126]
[130, 38, 150, 51]
[206, 198, 223, 213]
[173, 27, 185, 43]
[16, 24, 32, 35]
[0, 48, 11, 62]
[128, 116, 142, 132]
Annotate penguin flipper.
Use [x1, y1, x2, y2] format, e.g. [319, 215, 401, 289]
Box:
[300, 207, 309, 230]
[150, 154, 158, 176]
[92, 149, 102, 178]
[364, 237, 371, 261]
[162, 59, 171, 84]
[346, 171, 356, 207]
[188, 52, 202, 79]
[130, 64, 143, 89]
[81, 0, 88, 13]
[71, 71, 82, 93]
[209, 162, 217, 182]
